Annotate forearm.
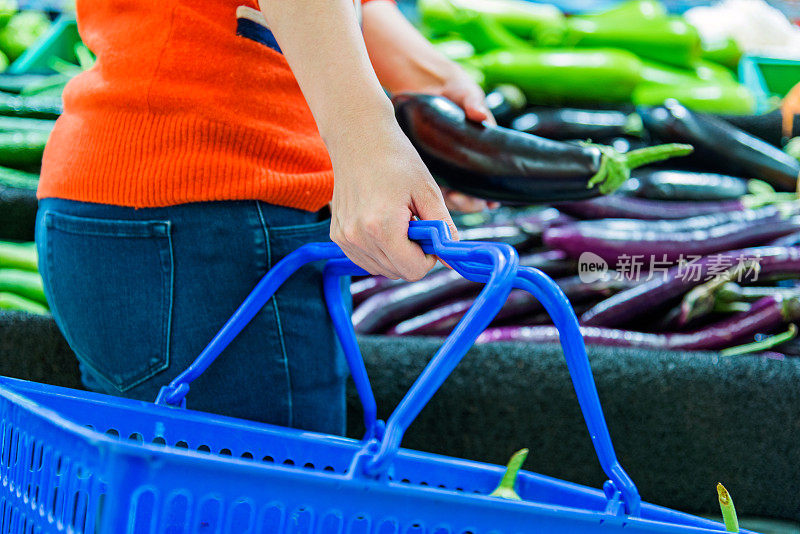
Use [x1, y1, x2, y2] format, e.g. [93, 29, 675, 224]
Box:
[259, 0, 396, 154]
[362, 0, 461, 93]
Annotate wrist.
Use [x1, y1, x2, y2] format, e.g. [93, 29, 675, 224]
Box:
[320, 92, 397, 153]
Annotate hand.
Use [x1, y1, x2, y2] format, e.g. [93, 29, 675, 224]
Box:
[419, 65, 501, 212]
[329, 110, 458, 281]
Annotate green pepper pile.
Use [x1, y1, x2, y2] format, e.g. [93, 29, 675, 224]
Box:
[421, 0, 755, 114]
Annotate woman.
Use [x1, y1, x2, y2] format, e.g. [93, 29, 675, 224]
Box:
[35, 0, 494, 435]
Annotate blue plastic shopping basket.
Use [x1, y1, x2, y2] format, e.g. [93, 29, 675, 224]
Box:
[0, 220, 757, 534]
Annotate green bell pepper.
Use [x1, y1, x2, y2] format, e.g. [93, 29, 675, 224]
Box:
[478, 48, 643, 103]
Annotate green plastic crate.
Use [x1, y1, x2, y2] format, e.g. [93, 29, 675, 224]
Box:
[739, 55, 800, 113]
[7, 14, 79, 75]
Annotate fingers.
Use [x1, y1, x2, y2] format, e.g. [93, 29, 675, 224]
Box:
[331, 210, 437, 282]
[443, 189, 491, 213]
[413, 179, 459, 242]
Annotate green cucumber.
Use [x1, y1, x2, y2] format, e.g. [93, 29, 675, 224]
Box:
[0, 116, 56, 132]
[0, 129, 49, 168]
[0, 73, 60, 94]
[0, 291, 48, 315]
[0, 91, 61, 119]
[0, 241, 37, 271]
[0, 268, 45, 304]
[0, 165, 38, 190]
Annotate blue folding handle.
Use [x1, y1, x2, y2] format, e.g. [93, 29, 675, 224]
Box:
[154, 219, 641, 516]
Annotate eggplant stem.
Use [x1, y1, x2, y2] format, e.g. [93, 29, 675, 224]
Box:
[717, 483, 740, 533]
[587, 143, 693, 195]
[720, 324, 797, 357]
[713, 301, 751, 314]
[624, 143, 694, 170]
[623, 113, 644, 137]
[489, 448, 529, 500]
[741, 193, 799, 209]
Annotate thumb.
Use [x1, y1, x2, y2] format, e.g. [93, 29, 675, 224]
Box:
[463, 92, 493, 124]
[412, 181, 459, 242]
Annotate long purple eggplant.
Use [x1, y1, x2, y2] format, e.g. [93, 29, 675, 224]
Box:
[352, 250, 575, 334]
[544, 211, 800, 264]
[555, 195, 747, 220]
[639, 100, 800, 191]
[510, 108, 642, 141]
[619, 169, 750, 201]
[393, 93, 692, 203]
[480, 296, 800, 351]
[388, 274, 633, 336]
[580, 246, 800, 327]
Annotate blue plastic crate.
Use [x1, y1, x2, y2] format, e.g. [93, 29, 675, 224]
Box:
[0, 221, 759, 533]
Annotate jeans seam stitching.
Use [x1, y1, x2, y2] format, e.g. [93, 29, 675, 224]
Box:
[256, 201, 293, 427]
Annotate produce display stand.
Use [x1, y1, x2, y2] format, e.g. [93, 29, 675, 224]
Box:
[0, 184, 37, 241]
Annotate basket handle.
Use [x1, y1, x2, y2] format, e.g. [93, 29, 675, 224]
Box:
[356, 259, 641, 516]
[154, 220, 518, 422]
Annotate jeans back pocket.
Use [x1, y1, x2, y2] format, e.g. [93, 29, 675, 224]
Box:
[40, 210, 174, 393]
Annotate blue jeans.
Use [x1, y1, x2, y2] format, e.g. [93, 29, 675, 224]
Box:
[35, 198, 349, 435]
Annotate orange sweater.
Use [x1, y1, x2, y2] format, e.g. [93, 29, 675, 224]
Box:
[39, 0, 378, 211]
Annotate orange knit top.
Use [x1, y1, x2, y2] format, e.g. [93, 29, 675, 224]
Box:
[39, 0, 379, 212]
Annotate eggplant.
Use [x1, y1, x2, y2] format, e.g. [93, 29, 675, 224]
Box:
[479, 296, 799, 351]
[555, 195, 746, 220]
[393, 93, 692, 203]
[351, 275, 404, 307]
[543, 209, 800, 263]
[388, 274, 633, 336]
[485, 85, 527, 127]
[559, 203, 792, 234]
[769, 231, 800, 247]
[620, 169, 750, 201]
[580, 246, 800, 327]
[510, 107, 642, 141]
[352, 250, 575, 334]
[716, 109, 784, 148]
[639, 100, 800, 191]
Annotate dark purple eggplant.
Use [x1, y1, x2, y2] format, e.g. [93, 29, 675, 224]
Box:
[559, 203, 792, 234]
[393, 93, 692, 203]
[388, 274, 633, 336]
[510, 107, 642, 141]
[481, 296, 800, 351]
[715, 109, 783, 148]
[555, 195, 746, 220]
[620, 169, 750, 201]
[543, 210, 800, 264]
[769, 231, 800, 247]
[351, 276, 404, 307]
[458, 224, 539, 251]
[580, 246, 800, 327]
[485, 85, 527, 127]
[352, 250, 575, 334]
[639, 100, 800, 191]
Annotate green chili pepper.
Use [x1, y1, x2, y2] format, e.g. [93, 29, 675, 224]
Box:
[562, 15, 701, 68]
[431, 38, 476, 62]
[632, 81, 756, 115]
[581, 0, 668, 24]
[478, 48, 643, 103]
[701, 38, 743, 70]
[489, 448, 528, 500]
[419, 0, 565, 43]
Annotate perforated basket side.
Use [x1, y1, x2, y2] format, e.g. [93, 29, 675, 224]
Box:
[0, 387, 109, 533]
